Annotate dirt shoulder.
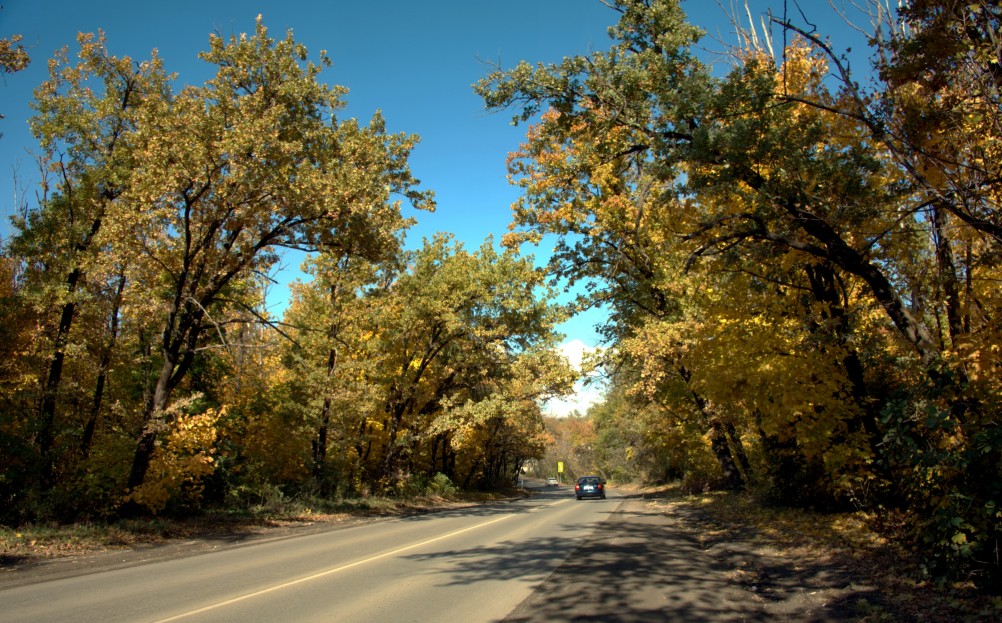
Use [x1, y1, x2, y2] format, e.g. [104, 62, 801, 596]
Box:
[600, 487, 999, 623]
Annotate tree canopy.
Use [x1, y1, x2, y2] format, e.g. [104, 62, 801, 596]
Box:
[477, 0, 1001, 584]
[0, 19, 571, 523]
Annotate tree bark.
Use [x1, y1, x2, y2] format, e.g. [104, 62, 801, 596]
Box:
[709, 419, 744, 490]
[125, 293, 204, 494]
[313, 347, 337, 479]
[932, 202, 966, 346]
[678, 364, 744, 490]
[81, 272, 127, 457]
[724, 420, 751, 477]
[37, 272, 79, 488]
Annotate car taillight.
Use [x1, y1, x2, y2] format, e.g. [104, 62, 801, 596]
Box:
[597, 483, 603, 490]
[575, 484, 581, 491]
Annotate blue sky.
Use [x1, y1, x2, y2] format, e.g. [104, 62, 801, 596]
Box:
[1, 1, 870, 414]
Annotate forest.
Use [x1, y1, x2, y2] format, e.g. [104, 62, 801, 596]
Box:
[2, 0, 1001, 586]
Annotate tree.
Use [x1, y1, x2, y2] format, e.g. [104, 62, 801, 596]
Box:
[8, 19, 430, 514]
[484, 47, 753, 488]
[869, 0, 1002, 246]
[480, 0, 941, 361]
[118, 18, 432, 505]
[9, 33, 170, 494]
[361, 234, 573, 489]
[279, 251, 391, 491]
[269, 233, 573, 496]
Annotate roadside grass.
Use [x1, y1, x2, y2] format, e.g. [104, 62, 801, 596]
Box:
[634, 484, 1002, 623]
[0, 489, 523, 564]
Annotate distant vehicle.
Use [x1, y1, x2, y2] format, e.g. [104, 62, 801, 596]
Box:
[575, 476, 606, 500]
[546, 477, 559, 486]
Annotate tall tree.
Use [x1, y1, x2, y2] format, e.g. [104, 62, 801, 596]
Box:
[478, 0, 940, 364]
[11, 34, 170, 490]
[281, 251, 391, 488]
[361, 234, 572, 488]
[119, 18, 432, 503]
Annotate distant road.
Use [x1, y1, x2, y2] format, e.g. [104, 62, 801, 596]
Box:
[2, 485, 619, 622]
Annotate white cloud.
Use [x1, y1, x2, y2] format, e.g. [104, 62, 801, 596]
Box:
[558, 339, 592, 370]
[544, 383, 605, 417]
[543, 339, 606, 417]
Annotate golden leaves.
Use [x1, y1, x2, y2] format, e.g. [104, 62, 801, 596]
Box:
[124, 409, 221, 514]
[0, 34, 30, 75]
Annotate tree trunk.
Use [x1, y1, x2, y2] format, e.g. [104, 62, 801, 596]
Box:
[381, 398, 408, 482]
[429, 433, 441, 476]
[804, 264, 884, 460]
[82, 272, 127, 457]
[313, 347, 338, 478]
[724, 420, 751, 477]
[125, 297, 203, 495]
[709, 419, 744, 490]
[678, 364, 744, 490]
[932, 202, 966, 346]
[37, 214, 104, 488]
[126, 352, 177, 492]
[37, 283, 77, 488]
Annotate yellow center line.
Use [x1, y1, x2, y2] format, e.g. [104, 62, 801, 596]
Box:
[152, 513, 517, 622]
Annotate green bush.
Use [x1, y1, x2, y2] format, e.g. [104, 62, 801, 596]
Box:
[428, 472, 458, 495]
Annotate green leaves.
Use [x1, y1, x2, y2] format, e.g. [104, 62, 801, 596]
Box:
[276, 233, 573, 491]
[4, 17, 441, 514]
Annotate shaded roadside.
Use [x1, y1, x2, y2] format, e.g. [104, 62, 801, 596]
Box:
[504, 494, 871, 622]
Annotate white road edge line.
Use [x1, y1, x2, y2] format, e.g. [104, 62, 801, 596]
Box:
[152, 512, 517, 622]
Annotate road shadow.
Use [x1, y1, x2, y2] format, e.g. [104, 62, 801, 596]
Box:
[507, 501, 877, 622]
[406, 497, 876, 622]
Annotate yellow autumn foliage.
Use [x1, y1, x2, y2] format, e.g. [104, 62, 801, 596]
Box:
[124, 409, 220, 514]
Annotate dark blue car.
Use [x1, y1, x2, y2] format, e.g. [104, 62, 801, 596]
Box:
[575, 476, 606, 500]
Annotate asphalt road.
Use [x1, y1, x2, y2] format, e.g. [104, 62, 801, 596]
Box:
[2, 485, 619, 623]
[2, 483, 866, 622]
